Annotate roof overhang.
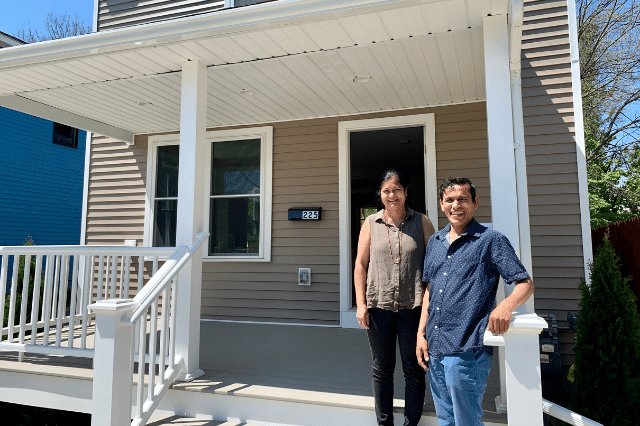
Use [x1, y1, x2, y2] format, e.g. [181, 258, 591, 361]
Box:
[0, 0, 517, 142]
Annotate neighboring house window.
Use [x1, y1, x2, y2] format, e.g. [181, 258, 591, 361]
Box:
[146, 127, 273, 261]
[153, 144, 179, 247]
[52, 123, 78, 148]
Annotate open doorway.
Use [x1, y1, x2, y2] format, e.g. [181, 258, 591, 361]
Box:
[338, 113, 436, 328]
[349, 126, 426, 307]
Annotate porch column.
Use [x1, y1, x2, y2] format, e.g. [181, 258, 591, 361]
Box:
[175, 59, 207, 381]
[484, 14, 520, 414]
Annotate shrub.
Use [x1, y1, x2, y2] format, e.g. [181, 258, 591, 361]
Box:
[574, 237, 640, 425]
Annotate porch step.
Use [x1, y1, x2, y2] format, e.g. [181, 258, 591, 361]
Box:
[148, 414, 258, 425]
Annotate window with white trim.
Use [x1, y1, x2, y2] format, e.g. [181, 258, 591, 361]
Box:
[146, 127, 272, 261]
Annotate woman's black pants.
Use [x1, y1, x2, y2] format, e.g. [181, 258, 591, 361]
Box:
[367, 307, 425, 426]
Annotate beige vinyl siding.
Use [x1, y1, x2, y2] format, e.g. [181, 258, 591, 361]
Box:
[97, 0, 225, 32]
[522, 0, 582, 363]
[86, 134, 148, 245]
[85, 104, 490, 325]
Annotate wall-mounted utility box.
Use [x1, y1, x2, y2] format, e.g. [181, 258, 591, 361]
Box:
[288, 207, 321, 220]
[298, 268, 311, 286]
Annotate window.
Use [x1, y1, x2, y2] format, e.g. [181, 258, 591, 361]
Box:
[152, 144, 179, 247]
[209, 138, 261, 256]
[146, 127, 272, 261]
[52, 123, 78, 148]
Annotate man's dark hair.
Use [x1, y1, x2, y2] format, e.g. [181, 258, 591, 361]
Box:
[438, 177, 477, 201]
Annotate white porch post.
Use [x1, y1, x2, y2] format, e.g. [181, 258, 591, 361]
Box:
[484, 14, 542, 419]
[89, 300, 137, 426]
[175, 59, 207, 381]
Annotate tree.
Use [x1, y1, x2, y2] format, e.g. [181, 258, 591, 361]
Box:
[577, 0, 640, 227]
[574, 238, 640, 424]
[14, 12, 91, 43]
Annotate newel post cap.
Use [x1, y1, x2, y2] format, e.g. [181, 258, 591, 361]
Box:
[89, 299, 137, 313]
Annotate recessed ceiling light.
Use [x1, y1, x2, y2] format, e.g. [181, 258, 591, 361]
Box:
[353, 76, 371, 83]
[240, 89, 254, 96]
[138, 102, 152, 107]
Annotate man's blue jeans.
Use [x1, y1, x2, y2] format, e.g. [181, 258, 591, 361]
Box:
[427, 348, 492, 426]
[367, 307, 425, 426]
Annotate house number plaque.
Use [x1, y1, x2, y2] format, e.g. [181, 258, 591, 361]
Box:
[288, 207, 322, 220]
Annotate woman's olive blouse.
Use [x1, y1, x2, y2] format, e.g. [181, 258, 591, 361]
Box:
[366, 207, 426, 311]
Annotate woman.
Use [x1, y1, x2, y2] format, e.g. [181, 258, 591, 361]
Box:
[354, 170, 436, 426]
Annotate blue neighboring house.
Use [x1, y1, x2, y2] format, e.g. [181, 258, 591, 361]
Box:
[0, 31, 86, 252]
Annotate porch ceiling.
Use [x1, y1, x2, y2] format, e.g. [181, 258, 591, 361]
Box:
[0, 0, 508, 140]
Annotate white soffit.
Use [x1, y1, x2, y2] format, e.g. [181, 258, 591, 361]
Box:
[0, 0, 508, 138]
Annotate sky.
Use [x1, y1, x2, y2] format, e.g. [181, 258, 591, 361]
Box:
[1, 0, 94, 38]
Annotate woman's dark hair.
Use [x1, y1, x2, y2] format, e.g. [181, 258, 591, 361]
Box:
[438, 177, 477, 201]
[376, 170, 409, 202]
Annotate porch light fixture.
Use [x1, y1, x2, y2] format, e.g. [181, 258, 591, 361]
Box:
[239, 89, 254, 96]
[353, 76, 371, 83]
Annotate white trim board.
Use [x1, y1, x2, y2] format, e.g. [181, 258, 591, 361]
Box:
[338, 113, 436, 328]
[567, 0, 593, 282]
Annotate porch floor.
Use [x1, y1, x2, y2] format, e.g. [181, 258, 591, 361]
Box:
[0, 321, 507, 424]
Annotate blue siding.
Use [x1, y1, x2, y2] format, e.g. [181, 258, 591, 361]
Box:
[0, 107, 86, 248]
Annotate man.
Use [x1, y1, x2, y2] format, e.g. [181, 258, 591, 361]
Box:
[416, 177, 534, 426]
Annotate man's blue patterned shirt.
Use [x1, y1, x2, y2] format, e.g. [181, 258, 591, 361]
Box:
[422, 219, 530, 358]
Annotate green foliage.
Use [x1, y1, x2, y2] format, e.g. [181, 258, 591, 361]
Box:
[587, 131, 640, 228]
[574, 238, 640, 424]
[577, 0, 640, 227]
[3, 237, 41, 339]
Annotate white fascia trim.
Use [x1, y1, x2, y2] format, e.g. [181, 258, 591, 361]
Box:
[338, 113, 436, 328]
[0, 95, 134, 143]
[146, 126, 273, 262]
[567, 0, 593, 283]
[80, 132, 92, 245]
[0, 0, 443, 69]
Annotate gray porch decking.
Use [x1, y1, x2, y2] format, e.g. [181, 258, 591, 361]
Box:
[0, 321, 507, 424]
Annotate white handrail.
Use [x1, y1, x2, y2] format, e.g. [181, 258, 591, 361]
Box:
[542, 399, 603, 426]
[128, 232, 208, 324]
[0, 245, 175, 255]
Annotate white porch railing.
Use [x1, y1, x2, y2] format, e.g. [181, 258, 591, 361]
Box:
[89, 232, 208, 426]
[483, 314, 603, 426]
[0, 244, 175, 360]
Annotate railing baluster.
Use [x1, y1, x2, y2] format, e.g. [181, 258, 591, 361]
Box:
[0, 255, 9, 335]
[136, 311, 147, 421]
[158, 285, 170, 385]
[110, 255, 117, 300]
[169, 277, 178, 368]
[55, 255, 70, 347]
[42, 255, 55, 346]
[30, 255, 44, 343]
[18, 255, 32, 361]
[96, 256, 104, 302]
[8, 256, 20, 343]
[51, 255, 60, 320]
[68, 256, 80, 349]
[137, 255, 144, 295]
[148, 300, 159, 402]
[123, 255, 131, 299]
[80, 255, 91, 349]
